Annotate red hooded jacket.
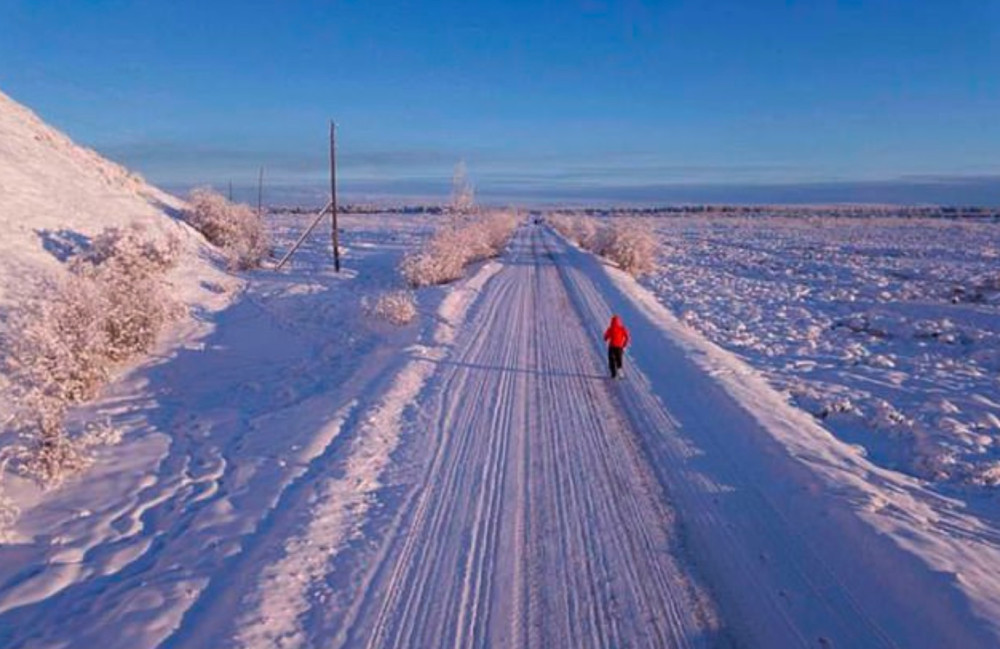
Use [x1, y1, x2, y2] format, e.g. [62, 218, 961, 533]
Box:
[603, 315, 630, 348]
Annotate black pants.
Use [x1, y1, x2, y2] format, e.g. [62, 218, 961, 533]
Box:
[608, 346, 624, 377]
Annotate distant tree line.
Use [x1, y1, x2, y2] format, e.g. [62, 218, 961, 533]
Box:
[268, 204, 999, 220]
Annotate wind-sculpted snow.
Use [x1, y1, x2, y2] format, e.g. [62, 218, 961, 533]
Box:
[642, 215, 1000, 488]
[0, 213, 441, 648]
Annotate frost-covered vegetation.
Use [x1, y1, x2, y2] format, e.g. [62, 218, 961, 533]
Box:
[549, 214, 660, 277]
[1, 226, 181, 485]
[450, 161, 475, 213]
[364, 289, 417, 326]
[641, 214, 1000, 488]
[184, 188, 270, 269]
[400, 210, 520, 287]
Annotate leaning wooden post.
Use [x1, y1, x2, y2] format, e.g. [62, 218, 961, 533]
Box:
[274, 200, 333, 270]
[330, 120, 340, 272]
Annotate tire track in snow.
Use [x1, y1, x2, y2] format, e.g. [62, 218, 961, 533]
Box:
[526, 232, 714, 648]
[224, 259, 505, 649]
[357, 252, 530, 649]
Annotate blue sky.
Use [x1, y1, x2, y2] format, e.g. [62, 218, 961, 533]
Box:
[1, 0, 998, 205]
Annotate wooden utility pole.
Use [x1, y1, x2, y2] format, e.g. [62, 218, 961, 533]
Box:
[228, 180, 233, 202]
[257, 166, 264, 218]
[330, 120, 340, 272]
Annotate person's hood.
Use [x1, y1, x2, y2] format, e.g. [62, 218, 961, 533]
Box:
[610, 315, 621, 327]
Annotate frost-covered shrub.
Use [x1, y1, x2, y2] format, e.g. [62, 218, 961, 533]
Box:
[11, 430, 91, 486]
[550, 215, 659, 277]
[184, 188, 270, 269]
[400, 251, 456, 288]
[399, 222, 471, 287]
[4, 277, 109, 406]
[3, 290, 106, 485]
[1, 226, 181, 486]
[547, 214, 576, 241]
[364, 290, 417, 326]
[72, 226, 182, 360]
[481, 210, 520, 252]
[401, 210, 519, 287]
[593, 220, 659, 277]
[573, 217, 600, 250]
[548, 214, 600, 250]
[5, 420, 121, 487]
[0, 448, 19, 541]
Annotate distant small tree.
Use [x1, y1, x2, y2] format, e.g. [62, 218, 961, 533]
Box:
[451, 161, 475, 213]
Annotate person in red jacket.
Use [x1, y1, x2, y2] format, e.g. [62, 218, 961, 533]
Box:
[603, 314, 630, 379]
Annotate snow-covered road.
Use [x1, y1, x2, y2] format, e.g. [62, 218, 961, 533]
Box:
[252, 223, 999, 648]
[320, 227, 715, 648]
[3, 221, 999, 648]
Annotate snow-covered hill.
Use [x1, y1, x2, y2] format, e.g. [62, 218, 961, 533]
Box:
[0, 89, 237, 502]
[0, 88, 230, 309]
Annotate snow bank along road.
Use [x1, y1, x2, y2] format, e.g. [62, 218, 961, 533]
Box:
[3, 222, 998, 648]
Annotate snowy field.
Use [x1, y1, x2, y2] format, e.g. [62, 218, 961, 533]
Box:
[641, 214, 1000, 491]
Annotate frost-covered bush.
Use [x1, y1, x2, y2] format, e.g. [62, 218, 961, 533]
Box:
[401, 210, 519, 287]
[593, 220, 659, 277]
[573, 217, 600, 250]
[548, 214, 600, 250]
[4, 420, 121, 487]
[549, 215, 659, 277]
[547, 214, 575, 241]
[184, 188, 270, 269]
[1, 226, 180, 486]
[72, 226, 182, 360]
[364, 290, 417, 326]
[0, 448, 20, 541]
[399, 234, 466, 287]
[5, 278, 108, 406]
